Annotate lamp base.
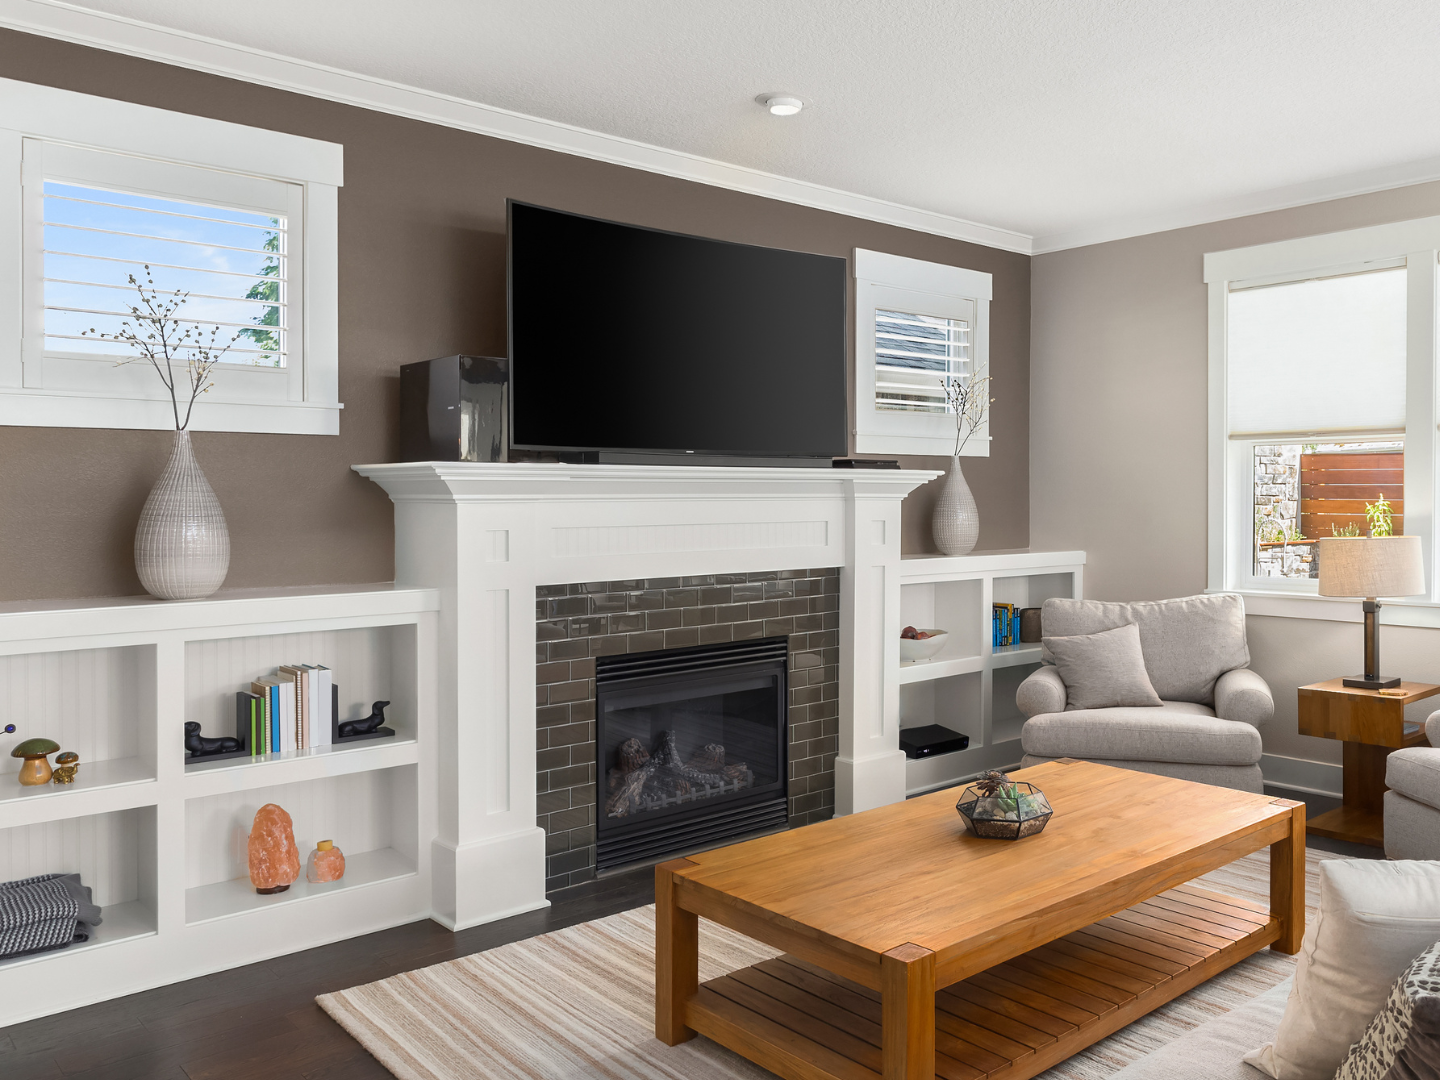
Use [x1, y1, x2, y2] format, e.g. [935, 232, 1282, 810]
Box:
[1342, 674, 1402, 690]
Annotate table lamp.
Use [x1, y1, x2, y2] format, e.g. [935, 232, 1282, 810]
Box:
[1318, 535, 1426, 689]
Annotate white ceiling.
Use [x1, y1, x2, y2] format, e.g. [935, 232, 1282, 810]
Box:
[24, 0, 1440, 251]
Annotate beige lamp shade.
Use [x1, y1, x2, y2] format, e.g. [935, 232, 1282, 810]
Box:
[1317, 535, 1426, 598]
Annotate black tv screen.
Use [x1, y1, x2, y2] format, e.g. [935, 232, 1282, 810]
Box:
[508, 202, 847, 459]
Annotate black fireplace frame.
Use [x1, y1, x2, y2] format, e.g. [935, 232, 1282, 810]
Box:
[594, 636, 790, 871]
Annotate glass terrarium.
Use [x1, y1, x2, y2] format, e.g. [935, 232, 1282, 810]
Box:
[956, 771, 1052, 840]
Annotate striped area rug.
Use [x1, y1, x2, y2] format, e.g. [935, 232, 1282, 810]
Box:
[318, 848, 1340, 1080]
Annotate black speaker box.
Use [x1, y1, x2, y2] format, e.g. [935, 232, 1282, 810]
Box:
[899, 725, 971, 759]
[399, 355, 508, 462]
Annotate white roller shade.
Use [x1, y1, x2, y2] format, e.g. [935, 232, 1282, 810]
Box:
[1226, 267, 1406, 437]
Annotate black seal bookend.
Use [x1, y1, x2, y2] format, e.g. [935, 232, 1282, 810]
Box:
[184, 720, 249, 761]
[335, 700, 396, 744]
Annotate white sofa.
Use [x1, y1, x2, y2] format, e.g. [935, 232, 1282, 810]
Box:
[1015, 594, 1274, 792]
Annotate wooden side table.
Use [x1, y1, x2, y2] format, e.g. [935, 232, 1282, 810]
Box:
[1297, 678, 1440, 847]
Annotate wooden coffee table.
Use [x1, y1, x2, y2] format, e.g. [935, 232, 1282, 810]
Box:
[656, 758, 1305, 1080]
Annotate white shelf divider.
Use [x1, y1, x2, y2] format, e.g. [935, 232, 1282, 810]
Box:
[898, 551, 1084, 795]
[185, 846, 417, 925]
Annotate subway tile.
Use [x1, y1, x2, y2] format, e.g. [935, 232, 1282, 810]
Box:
[548, 596, 590, 618]
[536, 620, 569, 642]
[545, 874, 570, 893]
[607, 579, 643, 592]
[682, 606, 718, 627]
[820, 716, 839, 737]
[570, 698, 596, 723]
[646, 608, 683, 631]
[549, 806, 590, 833]
[793, 650, 823, 669]
[788, 778, 808, 799]
[778, 597, 809, 618]
[578, 581, 612, 594]
[716, 573, 748, 585]
[567, 823, 597, 849]
[537, 789, 571, 816]
[629, 590, 666, 611]
[536, 661, 571, 685]
[813, 734, 839, 757]
[536, 643, 549, 664]
[607, 612, 646, 634]
[551, 763, 592, 789]
[665, 627, 700, 649]
[571, 657, 596, 680]
[545, 830, 570, 856]
[664, 588, 700, 608]
[537, 747, 570, 772]
[590, 635, 628, 657]
[822, 611, 840, 631]
[536, 703, 572, 728]
[590, 593, 630, 614]
[568, 616, 608, 638]
[536, 583, 570, 598]
[763, 579, 795, 599]
[731, 583, 765, 602]
[747, 570, 779, 582]
[699, 586, 732, 605]
[779, 568, 809, 580]
[548, 847, 591, 876]
[732, 621, 765, 640]
[645, 577, 684, 590]
[715, 603, 750, 623]
[549, 680, 590, 704]
[793, 613, 823, 633]
[747, 600, 781, 620]
[570, 740, 596, 766]
[792, 791, 823, 815]
[698, 622, 734, 645]
[791, 719, 822, 744]
[548, 638, 588, 661]
[571, 783, 597, 807]
[763, 617, 795, 637]
[549, 721, 591, 747]
[627, 631, 667, 653]
[681, 575, 717, 588]
[535, 684, 548, 707]
[810, 698, 840, 722]
[791, 685, 822, 707]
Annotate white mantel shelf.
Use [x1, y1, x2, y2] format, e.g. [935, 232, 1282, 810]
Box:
[355, 460, 939, 930]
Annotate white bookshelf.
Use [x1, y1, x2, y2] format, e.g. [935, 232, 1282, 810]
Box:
[0, 584, 438, 1026]
[898, 550, 1084, 795]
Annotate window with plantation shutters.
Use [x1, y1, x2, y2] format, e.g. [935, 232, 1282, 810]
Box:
[0, 77, 342, 434]
[853, 249, 991, 457]
[873, 308, 971, 414]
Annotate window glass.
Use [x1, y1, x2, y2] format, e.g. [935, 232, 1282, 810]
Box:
[1252, 441, 1404, 578]
[43, 182, 285, 367]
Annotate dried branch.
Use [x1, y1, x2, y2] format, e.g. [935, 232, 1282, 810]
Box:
[940, 366, 994, 457]
[81, 265, 238, 431]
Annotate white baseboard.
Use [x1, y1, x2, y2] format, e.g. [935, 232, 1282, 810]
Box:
[1261, 753, 1342, 799]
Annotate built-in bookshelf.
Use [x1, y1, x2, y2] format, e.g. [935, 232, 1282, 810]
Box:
[0, 584, 437, 1027]
[898, 551, 1084, 795]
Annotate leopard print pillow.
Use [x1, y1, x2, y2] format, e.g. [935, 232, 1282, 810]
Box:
[1334, 937, 1440, 1080]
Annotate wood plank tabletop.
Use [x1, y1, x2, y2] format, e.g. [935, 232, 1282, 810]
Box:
[672, 760, 1293, 988]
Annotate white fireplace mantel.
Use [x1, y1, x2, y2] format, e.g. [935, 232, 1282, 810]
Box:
[355, 462, 939, 929]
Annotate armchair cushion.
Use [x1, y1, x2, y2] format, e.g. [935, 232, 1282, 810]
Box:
[1213, 667, 1275, 727]
[1020, 701, 1262, 766]
[1043, 623, 1163, 710]
[1428, 709, 1440, 747]
[1040, 593, 1250, 704]
[1386, 747, 1440, 813]
[1016, 664, 1066, 719]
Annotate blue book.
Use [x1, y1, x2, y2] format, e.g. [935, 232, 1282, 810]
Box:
[270, 684, 280, 752]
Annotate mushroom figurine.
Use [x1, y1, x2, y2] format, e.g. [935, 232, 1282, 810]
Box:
[12, 738, 60, 785]
[52, 752, 79, 785]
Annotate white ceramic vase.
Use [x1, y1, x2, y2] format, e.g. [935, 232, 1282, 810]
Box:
[135, 430, 230, 600]
[933, 454, 979, 556]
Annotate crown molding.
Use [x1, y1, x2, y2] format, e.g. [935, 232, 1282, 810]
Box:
[1031, 153, 1440, 254]
[0, 0, 1035, 254]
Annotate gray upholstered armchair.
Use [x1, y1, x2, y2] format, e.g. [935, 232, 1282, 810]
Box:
[1015, 594, 1273, 792]
[1385, 714, 1440, 860]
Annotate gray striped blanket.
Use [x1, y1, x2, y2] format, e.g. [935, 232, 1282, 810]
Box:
[0, 873, 102, 959]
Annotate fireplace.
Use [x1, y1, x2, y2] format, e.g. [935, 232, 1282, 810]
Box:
[595, 637, 790, 871]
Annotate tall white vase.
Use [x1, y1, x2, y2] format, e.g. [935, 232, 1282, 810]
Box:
[933, 454, 979, 556]
[135, 430, 230, 600]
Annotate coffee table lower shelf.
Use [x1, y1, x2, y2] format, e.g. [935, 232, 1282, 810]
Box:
[685, 884, 1279, 1080]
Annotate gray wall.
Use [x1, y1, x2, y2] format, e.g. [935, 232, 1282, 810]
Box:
[1031, 180, 1440, 782]
[0, 30, 1030, 602]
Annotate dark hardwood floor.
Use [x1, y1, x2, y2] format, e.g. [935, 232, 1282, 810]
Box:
[0, 782, 1376, 1080]
[0, 866, 655, 1080]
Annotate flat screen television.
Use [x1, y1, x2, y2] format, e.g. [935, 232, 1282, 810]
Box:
[507, 201, 847, 462]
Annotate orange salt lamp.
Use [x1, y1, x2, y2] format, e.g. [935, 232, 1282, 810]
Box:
[306, 839, 346, 884]
[247, 802, 300, 894]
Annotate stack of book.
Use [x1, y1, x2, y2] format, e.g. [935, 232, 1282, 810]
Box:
[992, 603, 1017, 647]
[237, 664, 334, 756]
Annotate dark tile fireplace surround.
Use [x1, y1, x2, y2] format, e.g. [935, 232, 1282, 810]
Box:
[536, 568, 840, 892]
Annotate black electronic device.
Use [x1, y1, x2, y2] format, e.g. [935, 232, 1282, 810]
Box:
[899, 725, 971, 760]
[399, 354, 508, 462]
[507, 201, 847, 463]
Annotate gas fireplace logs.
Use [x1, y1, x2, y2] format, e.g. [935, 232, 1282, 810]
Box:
[605, 732, 752, 818]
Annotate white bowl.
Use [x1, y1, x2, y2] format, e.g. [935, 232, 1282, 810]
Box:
[899, 630, 948, 663]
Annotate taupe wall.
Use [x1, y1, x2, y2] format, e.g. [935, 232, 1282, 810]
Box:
[1031, 180, 1440, 779]
[0, 30, 1030, 602]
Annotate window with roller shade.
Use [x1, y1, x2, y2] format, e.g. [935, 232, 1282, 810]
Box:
[1206, 221, 1440, 601]
[1228, 268, 1407, 580]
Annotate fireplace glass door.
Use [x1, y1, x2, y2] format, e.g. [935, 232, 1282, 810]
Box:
[595, 637, 789, 870]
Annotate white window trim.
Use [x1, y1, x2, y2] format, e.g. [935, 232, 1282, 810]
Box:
[0, 76, 343, 435]
[1205, 216, 1440, 605]
[853, 248, 992, 457]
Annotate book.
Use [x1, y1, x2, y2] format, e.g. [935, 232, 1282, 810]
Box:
[251, 677, 282, 755]
[308, 665, 332, 747]
[279, 665, 310, 750]
[992, 603, 1016, 647]
[235, 691, 260, 756]
[276, 672, 296, 753]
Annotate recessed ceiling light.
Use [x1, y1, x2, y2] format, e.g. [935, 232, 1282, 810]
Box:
[761, 95, 803, 117]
